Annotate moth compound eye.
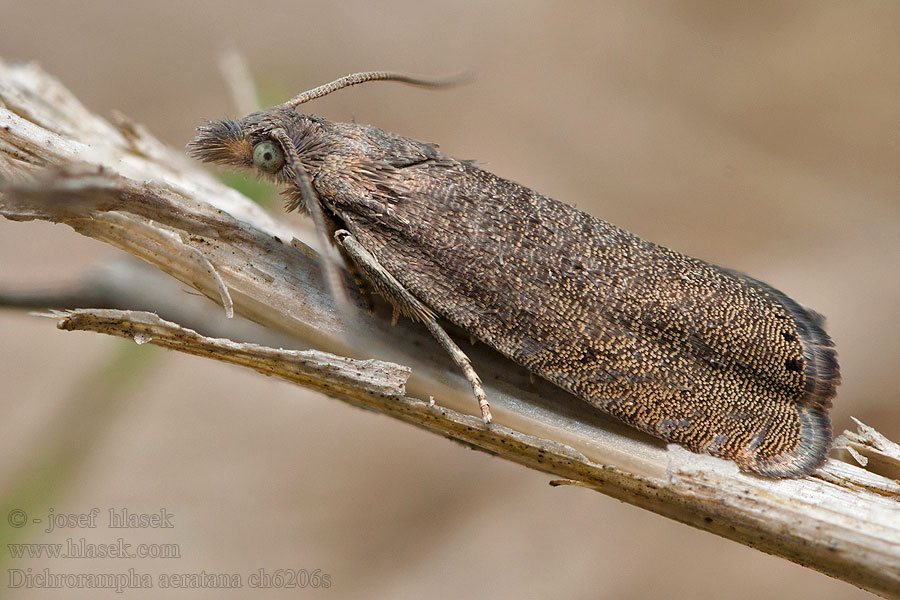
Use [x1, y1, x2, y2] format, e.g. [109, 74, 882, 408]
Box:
[252, 141, 284, 172]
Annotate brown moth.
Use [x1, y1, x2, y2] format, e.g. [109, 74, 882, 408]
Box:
[188, 72, 839, 478]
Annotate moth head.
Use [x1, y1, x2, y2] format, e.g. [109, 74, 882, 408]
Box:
[187, 114, 271, 172]
[187, 109, 327, 184]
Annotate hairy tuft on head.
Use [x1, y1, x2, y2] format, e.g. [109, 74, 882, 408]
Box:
[187, 119, 253, 167]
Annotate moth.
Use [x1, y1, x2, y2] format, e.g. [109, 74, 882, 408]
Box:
[188, 71, 839, 478]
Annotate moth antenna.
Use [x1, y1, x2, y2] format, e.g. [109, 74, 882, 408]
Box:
[283, 70, 472, 108]
[269, 128, 353, 317]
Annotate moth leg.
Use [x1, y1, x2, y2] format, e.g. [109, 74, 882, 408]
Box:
[334, 229, 492, 424]
[336, 243, 377, 314]
[312, 201, 378, 314]
[269, 127, 353, 317]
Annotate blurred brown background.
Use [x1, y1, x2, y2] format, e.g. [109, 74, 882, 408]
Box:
[1, 2, 898, 598]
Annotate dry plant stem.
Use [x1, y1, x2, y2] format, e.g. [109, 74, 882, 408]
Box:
[1, 60, 899, 598]
[48, 309, 410, 399]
